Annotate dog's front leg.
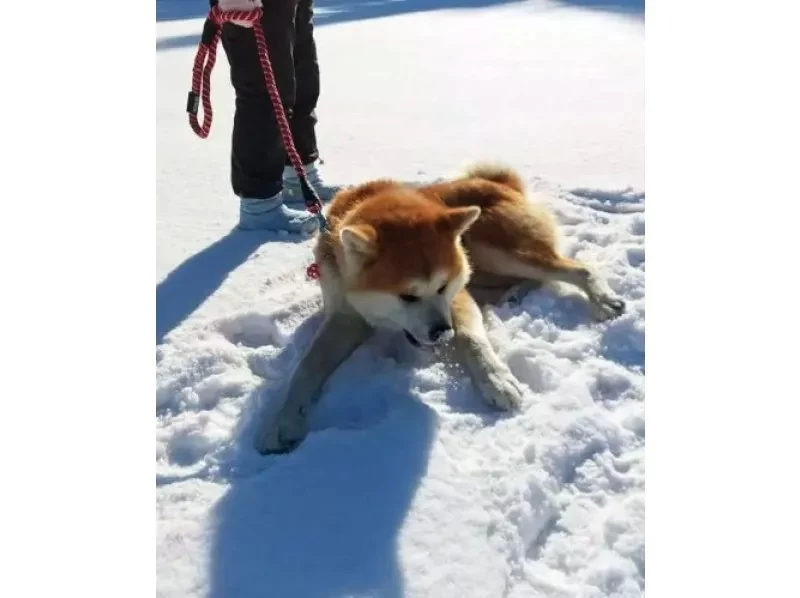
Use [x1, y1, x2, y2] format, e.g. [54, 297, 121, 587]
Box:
[255, 311, 373, 454]
[451, 289, 524, 411]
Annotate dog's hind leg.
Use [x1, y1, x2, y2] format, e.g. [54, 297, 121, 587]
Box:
[451, 289, 524, 411]
[255, 311, 373, 454]
[470, 243, 626, 321]
[466, 271, 542, 307]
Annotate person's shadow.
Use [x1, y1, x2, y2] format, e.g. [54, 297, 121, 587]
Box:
[207, 313, 439, 598]
[156, 179, 428, 345]
[156, 229, 307, 344]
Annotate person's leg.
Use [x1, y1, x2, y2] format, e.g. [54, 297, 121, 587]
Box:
[287, 0, 319, 165]
[220, 2, 318, 233]
[282, 0, 341, 206]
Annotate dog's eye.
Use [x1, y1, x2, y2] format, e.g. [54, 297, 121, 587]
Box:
[399, 294, 419, 303]
[437, 284, 447, 294]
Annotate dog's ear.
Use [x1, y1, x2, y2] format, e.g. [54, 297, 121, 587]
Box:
[339, 224, 377, 257]
[440, 206, 481, 236]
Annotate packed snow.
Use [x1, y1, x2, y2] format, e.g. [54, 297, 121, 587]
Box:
[156, 1, 644, 596]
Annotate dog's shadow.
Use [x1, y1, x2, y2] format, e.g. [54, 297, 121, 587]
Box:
[208, 312, 438, 598]
[207, 268, 617, 597]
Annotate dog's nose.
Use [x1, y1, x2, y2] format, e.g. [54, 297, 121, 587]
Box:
[428, 323, 453, 343]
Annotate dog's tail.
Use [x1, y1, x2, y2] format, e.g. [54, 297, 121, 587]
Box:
[463, 161, 525, 194]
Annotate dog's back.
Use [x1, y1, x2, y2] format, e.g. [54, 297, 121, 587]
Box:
[315, 162, 560, 287]
[418, 163, 561, 269]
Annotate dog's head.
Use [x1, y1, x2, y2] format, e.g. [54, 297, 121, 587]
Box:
[335, 188, 480, 347]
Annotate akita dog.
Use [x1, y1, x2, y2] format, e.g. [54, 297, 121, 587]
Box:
[255, 163, 626, 454]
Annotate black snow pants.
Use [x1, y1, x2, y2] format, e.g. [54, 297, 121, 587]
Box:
[219, 0, 321, 199]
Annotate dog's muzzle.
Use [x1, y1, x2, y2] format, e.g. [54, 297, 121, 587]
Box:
[403, 327, 453, 349]
[404, 330, 421, 347]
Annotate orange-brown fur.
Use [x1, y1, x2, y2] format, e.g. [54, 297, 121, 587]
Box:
[315, 163, 576, 302]
[326, 187, 471, 293]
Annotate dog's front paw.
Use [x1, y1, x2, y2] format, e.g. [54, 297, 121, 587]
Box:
[478, 366, 524, 411]
[255, 404, 310, 455]
[591, 293, 627, 322]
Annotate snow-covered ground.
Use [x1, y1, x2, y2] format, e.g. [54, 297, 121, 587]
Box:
[156, 1, 644, 596]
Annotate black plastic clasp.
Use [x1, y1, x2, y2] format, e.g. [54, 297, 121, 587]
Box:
[300, 177, 321, 206]
[299, 177, 328, 230]
[186, 92, 200, 116]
